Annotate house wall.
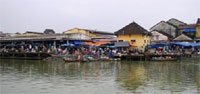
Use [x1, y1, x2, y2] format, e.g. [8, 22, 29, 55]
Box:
[150, 31, 168, 42]
[150, 21, 177, 38]
[117, 34, 150, 50]
[196, 25, 200, 38]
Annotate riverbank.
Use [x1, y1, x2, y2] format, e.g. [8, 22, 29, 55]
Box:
[0, 51, 191, 62]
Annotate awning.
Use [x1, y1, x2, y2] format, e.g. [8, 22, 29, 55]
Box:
[61, 43, 75, 47]
[95, 41, 110, 46]
[99, 44, 115, 48]
[183, 28, 196, 33]
[114, 42, 130, 47]
[84, 42, 95, 46]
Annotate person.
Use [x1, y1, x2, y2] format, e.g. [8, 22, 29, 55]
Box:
[29, 44, 32, 52]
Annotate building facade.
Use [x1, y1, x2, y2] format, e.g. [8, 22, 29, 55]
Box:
[178, 19, 200, 39]
[114, 21, 151, 51]
[150, 30, 172, 43]
[63, 28, 115, 41]
[150, 18, 186, 38]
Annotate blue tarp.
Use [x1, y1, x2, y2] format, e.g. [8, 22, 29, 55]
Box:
[149, 42, 200, 48]
[171, 42, 191, 47]
[74, 40, 83, 46]
[171, 42, 200, 47]
[148, 43, 169, 48]
[191, 43, 200, 47]
[183, 28, 196, 33]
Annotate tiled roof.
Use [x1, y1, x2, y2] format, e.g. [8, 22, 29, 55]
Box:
[173, 34, 192, 41]
[115, 21, 149, 35]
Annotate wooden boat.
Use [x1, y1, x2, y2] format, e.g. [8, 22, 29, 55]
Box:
[63, 57, 78, 62]
[81, 55, 98, 62]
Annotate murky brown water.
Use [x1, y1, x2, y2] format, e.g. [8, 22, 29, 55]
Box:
[1, 59, 200, 94]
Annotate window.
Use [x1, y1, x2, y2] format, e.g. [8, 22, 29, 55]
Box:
[119, 40, 123, 42]
[151, 35, 155, 40]
[131, 40, 136, 43]
[156, 35, 159, 40]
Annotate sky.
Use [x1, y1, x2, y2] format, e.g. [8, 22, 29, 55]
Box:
[0, 0, 200, 33]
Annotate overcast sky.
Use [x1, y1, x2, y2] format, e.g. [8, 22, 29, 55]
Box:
[0, 0, 200, 33]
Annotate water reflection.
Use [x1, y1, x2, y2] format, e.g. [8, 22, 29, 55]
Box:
[116, 62, 147, 92]
[1, 59, 200, 94]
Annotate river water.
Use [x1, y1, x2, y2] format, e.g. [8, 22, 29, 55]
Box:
[1, 59, 200, 94]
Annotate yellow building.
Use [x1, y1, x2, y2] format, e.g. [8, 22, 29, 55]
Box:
[178, 24, 200, 39]
[114, 22, 151, 51]
[197, 25, 200, 38]
[178, 18, 200, 39]
[63, 28, 114, 38]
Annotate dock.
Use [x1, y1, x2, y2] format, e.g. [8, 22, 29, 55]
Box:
[114, 54, 181, 61]
[0, 52, 52, 60]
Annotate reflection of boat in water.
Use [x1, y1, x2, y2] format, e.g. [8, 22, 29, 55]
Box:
[151, 57, 178, 61]
[151, 56, 178, 61]
[62, 55, 119, 62]
[81, 55, 100, 62]
[62, 55, 80, 62]
[62, 55, 98, 62]
[148, 54, 180, 61]
[63, 57, 78, 62]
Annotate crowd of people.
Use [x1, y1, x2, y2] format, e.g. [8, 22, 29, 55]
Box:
[0, 43, 144, 59]
[147, 45, 200, 55]
[1, 42, 200, 61]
